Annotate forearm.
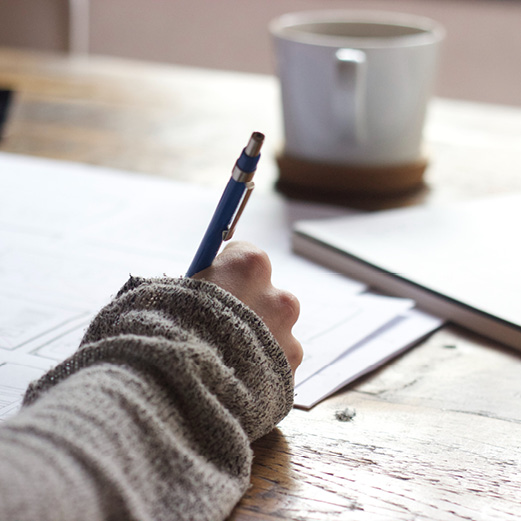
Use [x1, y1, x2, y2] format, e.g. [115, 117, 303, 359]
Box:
[0, 277, 294, 521]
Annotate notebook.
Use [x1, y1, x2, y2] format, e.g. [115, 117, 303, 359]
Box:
[293, 193, 521, 351]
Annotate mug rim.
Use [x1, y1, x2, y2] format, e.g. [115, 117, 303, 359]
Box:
[269, 10, 446, 48]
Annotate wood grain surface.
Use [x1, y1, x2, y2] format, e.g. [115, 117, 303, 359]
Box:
[1, 47, 520, 521]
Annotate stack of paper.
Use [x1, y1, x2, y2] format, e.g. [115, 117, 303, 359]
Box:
[0, 152, 442, 415]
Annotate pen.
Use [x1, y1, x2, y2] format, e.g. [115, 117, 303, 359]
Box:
[186, 131, 265, 277]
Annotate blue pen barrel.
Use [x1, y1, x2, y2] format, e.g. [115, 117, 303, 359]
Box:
[185, 131, 264, 277]
[236, 148, 260, 173]
[186, 178, 246, 277]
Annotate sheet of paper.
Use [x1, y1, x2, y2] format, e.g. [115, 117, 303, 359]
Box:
[294, 294, 414, 386]
[294, 309, 443, 409]
[0, 352, 55, 420]
[0, 152, 442, 417]
[0, 363, 47, 419]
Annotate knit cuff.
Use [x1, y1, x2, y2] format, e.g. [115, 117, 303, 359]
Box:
[23, 276, 294, 440]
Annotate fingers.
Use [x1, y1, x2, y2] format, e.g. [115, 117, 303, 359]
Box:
[192, 241, 303, 375]
[280, 336, 303, 374]
[267, 288, 303, 373]
[252, 286, 302, 374]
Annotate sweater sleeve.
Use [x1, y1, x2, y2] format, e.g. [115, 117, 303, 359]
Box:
[0, 276, 294, 521]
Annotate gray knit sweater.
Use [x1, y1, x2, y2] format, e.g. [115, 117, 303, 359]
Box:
[0, 276, 294, 521]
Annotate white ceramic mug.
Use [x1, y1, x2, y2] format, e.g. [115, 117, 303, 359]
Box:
[270, 11, 445, 166]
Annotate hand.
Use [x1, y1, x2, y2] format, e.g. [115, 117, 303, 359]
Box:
[192, 241, 303, 375]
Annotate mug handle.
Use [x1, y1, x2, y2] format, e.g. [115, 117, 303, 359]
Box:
[335, 49, 367, 143]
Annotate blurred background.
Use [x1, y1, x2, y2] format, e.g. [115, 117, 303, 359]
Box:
[0, 0, 519, 106]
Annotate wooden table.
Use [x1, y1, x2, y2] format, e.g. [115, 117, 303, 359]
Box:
[1, 47, 521, 520]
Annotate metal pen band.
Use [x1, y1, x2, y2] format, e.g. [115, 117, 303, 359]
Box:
[231, 166, 256, 183]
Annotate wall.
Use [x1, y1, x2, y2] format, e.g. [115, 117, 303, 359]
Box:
[0, 0, 69, 51]
[0, 0, 520, 106]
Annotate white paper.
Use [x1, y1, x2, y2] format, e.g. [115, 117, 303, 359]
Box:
[0, 363, 47, 419]
[294, 309, 443, 409]
[0, 152, 442, 417]
[294, 294, 414, 386]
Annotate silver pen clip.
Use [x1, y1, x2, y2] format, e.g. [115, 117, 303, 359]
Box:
[222, 181, 255, 241]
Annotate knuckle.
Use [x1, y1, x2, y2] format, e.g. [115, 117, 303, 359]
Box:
[232, 248, 271, 281]
[273, 289, 300, 325]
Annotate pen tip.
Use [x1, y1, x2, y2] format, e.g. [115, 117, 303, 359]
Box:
[246, 132, 265, 157]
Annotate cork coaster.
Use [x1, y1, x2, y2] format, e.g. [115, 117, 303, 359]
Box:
[276, 151, 429, 209]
